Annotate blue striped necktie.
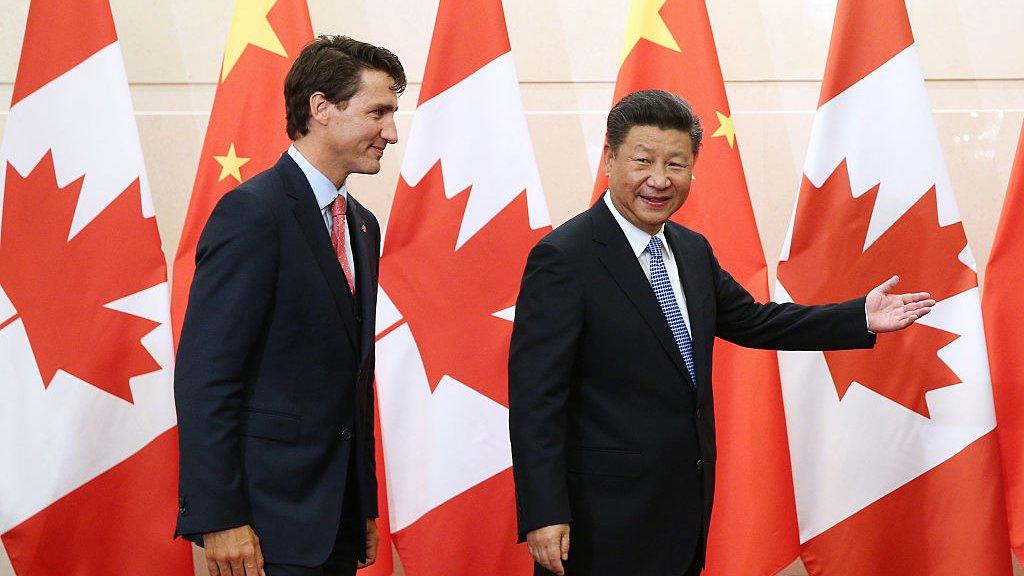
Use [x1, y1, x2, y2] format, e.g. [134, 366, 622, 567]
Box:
[647, 236, 697, 388]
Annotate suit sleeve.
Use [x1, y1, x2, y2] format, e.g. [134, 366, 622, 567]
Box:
[174, 188, 278, 537]
[706, 239, 876, 350]
[362, 211, 381, 519]
[509, 240, 583, 542]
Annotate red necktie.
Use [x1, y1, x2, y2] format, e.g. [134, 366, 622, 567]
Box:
[330, 195, 356, 294]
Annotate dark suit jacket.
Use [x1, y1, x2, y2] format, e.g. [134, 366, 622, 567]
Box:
[509, 200, 874, 576]
[174, 153, 380, 565]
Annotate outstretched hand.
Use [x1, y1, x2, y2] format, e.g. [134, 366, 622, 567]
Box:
[866, 275, 936, 333]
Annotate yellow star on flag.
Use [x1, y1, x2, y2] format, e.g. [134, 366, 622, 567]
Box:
[711, 111, 736, 148]
[220, 0, 288, 81]
[620, 0, 682, 64]
[214, 143, 251, 183]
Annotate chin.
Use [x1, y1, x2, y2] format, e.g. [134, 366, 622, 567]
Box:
[356, 162, 382, 175]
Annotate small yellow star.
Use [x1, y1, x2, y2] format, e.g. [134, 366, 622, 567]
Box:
[213, 143, 251, 183]
[711, 111, 736, 149]
[620, 0, 682, 64]
[220, 0, 288, 81]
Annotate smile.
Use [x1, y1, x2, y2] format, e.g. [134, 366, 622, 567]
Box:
[639, 195, 670, 208]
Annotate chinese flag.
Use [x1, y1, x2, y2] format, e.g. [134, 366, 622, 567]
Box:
[0, 0, 191, 573]
[984, 123, 1024, 563]
[373, 1, 548, 574]
[593, 2, 799, 574]
[170, 0, 313, 343]
[776, 1, 1011, 573]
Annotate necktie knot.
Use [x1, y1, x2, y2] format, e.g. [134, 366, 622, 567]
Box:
[647, 236, 664, 259]
[331, 194, 347, 218]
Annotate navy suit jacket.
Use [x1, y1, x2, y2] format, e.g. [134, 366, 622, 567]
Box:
[175, 153, 379, 565]
[509, 200, 875, 576]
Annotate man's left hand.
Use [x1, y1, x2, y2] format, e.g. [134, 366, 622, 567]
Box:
[866, 275, 936, 333]
[357, 519, 379, 569]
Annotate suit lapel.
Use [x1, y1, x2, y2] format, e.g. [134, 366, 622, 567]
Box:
[346, 196, 377, 364]
[590, 201, 693, 388]
[665, 225, 711, 397]
[276, 154, 360, 349]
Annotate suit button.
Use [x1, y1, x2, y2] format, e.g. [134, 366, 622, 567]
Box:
[696, 459, 703, 472]
[695, 408, 702, 420]
[178, 497, 187, 515]
[341, 427, 352, 440]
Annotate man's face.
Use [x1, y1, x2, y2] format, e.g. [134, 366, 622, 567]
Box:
[324, 68, 399, 177]
[604, 125, 694, 235]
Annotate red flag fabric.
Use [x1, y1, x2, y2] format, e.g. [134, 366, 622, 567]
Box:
[592, 2, 798, 574]
[984, 123, 1024, 563]
[373, 1, 549, 574]
[170, 0, 313, 343]
[775, 1, 1011, 573]
[0, 1, 192, 573]
[363, 393, 396, 576]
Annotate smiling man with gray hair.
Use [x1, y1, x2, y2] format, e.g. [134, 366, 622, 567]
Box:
[508, 89, 934, 576]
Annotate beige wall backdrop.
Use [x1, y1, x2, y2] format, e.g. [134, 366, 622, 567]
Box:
[2, 1, 1023, 575]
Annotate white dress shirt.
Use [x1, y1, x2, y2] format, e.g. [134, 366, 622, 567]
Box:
[288, 145, 356, 278]
[603, 193, 692, 334]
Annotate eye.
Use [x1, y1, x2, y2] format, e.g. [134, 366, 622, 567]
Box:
[632, 157, 651, 165]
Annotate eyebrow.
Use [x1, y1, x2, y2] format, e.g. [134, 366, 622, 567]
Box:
[369, 102, 398, 113]
[631, 145, 689, 157]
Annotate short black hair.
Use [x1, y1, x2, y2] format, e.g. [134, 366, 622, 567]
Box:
[284, 35, 407, 140]
[606, 89, 703, 156]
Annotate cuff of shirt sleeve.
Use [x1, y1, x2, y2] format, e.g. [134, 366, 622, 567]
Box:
[865, 301, 874, 334]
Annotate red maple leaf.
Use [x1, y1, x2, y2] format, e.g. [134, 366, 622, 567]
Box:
[379, 162, 550, 407]
[777, 160, 976, 417]
[0, 152, 166, 402]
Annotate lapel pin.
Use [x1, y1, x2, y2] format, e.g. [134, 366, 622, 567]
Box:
[361, 224, 367, 233]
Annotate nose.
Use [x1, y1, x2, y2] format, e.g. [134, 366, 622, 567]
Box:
[382, 116, 398, 144]
[647, 165, 670, 189]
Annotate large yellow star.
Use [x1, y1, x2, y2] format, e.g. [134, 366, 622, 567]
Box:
[213, 143, 251, 183]
[620, 0, 682, 64]
[711, 111, 736, 148]
[220, 0, 288, 81]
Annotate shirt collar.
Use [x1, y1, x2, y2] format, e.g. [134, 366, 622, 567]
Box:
[603, 192, 668, 259]
[288, 144, 347, 211]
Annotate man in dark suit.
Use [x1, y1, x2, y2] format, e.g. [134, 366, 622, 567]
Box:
[508, 90, 934, 576]
[174, 36, 405, 576]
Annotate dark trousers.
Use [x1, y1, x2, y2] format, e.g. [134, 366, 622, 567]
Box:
[265, 465, 363, 576]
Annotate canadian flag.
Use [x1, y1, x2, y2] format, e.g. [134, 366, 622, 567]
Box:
[984, 123, 1024, 563]
[373, 0, 549, 573]
[775, 1, 1011, 574]
[0, 1, 192, 574]
[592, 2, 799, 573]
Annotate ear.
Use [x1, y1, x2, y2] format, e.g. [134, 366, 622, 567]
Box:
[309, 92, 331, 127]
[603, 144, 614, 176]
